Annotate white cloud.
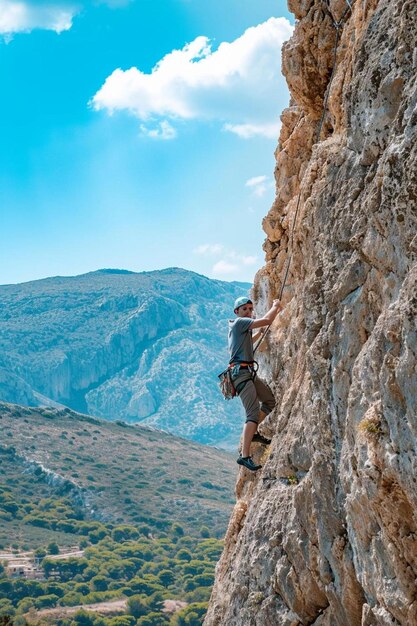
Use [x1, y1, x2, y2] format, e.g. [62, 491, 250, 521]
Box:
[0, 0, 79, 38]
[212, 260, 239, 275]
[224, 122, 281, 139]
[240, 255, 257, 266]
[245, 174, 273, 197]
[91, 17, 293, 138]
[140, 120, 177, 140]
[194, 243, 224, 256]
[211, 250, 258, 277]
[246, 175, 267, 187]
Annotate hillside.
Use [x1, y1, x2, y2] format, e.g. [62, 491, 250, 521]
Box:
[0, 268, 251, 448]
[205, 1, 417, 625]
[0, 402, 237, 548]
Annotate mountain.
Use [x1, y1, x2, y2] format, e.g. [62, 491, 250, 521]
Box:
[0, 268, 251, 448]
[0, 401, 237, 548]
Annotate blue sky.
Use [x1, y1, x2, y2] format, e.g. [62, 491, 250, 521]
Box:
[0, 0, 293, 285]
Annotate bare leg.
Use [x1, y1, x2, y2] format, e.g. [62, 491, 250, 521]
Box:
[242, 421, 258, 457]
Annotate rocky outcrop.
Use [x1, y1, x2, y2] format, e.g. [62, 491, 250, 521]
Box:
[205, 1, 417, 624]
[0, 269, 250, 447]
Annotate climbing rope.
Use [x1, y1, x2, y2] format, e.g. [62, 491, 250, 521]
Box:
[254, 0, 356, 354]
[317, 0, 355, 142]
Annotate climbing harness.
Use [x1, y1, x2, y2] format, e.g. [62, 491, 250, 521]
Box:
[218, 327, 256, 399]
[218, 362, 258, 400]
[253, 0, 356, 355]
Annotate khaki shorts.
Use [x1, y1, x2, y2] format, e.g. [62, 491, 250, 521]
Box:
[232, 369, 275, 423]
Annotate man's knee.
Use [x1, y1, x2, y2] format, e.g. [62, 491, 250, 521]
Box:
[260, 396, 275, 416]
[267, 396, 276, 409]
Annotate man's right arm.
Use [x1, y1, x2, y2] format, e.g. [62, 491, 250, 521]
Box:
[249, 299, 282, 330]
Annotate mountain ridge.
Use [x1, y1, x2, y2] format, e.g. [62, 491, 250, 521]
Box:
[0, 268, 252, 448]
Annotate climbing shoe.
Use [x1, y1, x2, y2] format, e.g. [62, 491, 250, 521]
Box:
[237, 456, 262, 471]
[252, 432, 271, 445]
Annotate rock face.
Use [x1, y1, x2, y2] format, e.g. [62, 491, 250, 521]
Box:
[205, 1, 417, 625]
[0, 268, 250, 447]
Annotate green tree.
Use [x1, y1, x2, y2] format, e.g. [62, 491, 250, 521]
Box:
[34, 547, 47, 560]
[74, 582, 90, 595]
[42, 558, 57, 578]
[176, 549, 192, 562]
[172, 523, 184, 537]
[60, 591, 83, 606]
[193, 573, 213, 587]
[184, 586, 211, 603]
[137, 613, 169, 626]
[147, 591, 165, 613]
[0, 598, 15, 618]
[47, 542, 60, 555]
[0, 579, 13, 596]
[126, 595, 148, 619]
[34, 594, 59, 609]
[111, 526, 139, 543]
[171, 603, 208, 626]
[107, 617, 136, 626]
[16, 598, 34, 614]
[126, 578, 159, 596]
[157, 569, 175, 587]
[13, 579, 44, 601]
[88, 528, 107, 544]
[90, 575, 109, 592]
[69, 609, 103, 626]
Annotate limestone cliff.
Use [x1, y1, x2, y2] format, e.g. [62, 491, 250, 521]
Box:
[205, 1, 417, 624]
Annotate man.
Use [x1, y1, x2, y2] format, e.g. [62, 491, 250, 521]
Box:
[229, 296, 282, 471]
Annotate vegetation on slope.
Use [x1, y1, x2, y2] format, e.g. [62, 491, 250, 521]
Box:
[0, 403, 236, 544]
[0, 525, 221, 626]
[0, 403, 237, 625]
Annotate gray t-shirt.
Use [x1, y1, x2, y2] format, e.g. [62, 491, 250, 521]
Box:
[228, 317, 254, 364]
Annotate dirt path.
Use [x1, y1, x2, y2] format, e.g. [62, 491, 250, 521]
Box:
[26, 598, 127, 621]
[26, 597, 188, 622]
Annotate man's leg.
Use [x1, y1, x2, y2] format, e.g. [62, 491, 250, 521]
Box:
[238, 379, 260, 457]
[242, 421, 258, 458]
[254, 377, 275, 417]
[251, 377, 275, 444]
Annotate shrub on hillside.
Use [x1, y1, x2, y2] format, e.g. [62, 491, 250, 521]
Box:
[68, 609, 105, 626]
[137, 613, 169, 626]
[170, 602, 208, 626]
[60, 591, 83, 606]
[126, 594, 148, 618]
[157, 569, 175, 587]
[107, 617, 136, 626]
[0, 599, 15, 618]
[90, 575, 109, 592]
[111, 526, 140, 543]
[47, 542, 60, 555]
[34, 593, 59, 609]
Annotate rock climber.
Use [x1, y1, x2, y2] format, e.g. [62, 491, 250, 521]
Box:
[229, 296, 282, 471]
